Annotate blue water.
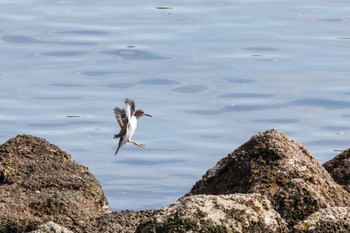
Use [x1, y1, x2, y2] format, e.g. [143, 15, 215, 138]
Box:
[1, 0, 350, 210]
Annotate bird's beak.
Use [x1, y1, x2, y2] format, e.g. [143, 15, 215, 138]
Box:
[144, 113, 152, 117]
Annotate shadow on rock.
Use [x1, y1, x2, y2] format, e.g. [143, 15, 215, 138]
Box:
[323, 149, 350, 193]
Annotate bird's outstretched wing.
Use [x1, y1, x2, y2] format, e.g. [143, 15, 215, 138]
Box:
[114, 107, 126, 128]
[124, 98, 135, 121]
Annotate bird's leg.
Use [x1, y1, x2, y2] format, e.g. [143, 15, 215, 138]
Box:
[128, 140, 145, 147]
[114, 134, 120, 139]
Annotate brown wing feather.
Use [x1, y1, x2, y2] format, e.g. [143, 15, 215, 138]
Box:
[114, 107, 126, 128]
[124, 98, 135, 121]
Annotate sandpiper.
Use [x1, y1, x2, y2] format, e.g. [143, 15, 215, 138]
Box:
[113, 98, 152, 155]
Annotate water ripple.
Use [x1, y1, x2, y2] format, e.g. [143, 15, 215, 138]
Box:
[186, 98, 350, 115]
[171, 85, 209, 94]
[52, 30, 111, 35]
[47, 83, 86, 87]
[107, 78, 180, 89]
[317, 18, 344, 23]
[119, 159, 185, 166]
[58, 41, 97, 46]
[186, 103, 280, 115]
[1, 34, 97, 46]
[80, 71, 117, 77]
[155, 6, 173, 10]
[28, 120, 100, 128]
[289, 98, 350, 109]
[41, 51, 88, 56]
[253, 118, 300, 123]
[35, 96, 84, 100]
[217, 93, 275, 99]
[2, 35, 45, 44]
[102, 49, 169, 60]
[137, 79, 180, 85]
[225, 78, 256, 83]
[321, 125, 350, 131]
[107, 83, 134, 89]
[244, 47, 280, 52]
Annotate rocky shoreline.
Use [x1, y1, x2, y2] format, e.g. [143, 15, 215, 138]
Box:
[0, 129, 349, 232]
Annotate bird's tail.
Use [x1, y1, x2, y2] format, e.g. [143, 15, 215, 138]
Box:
[114, 146, 121, 156]
[114, 138, 123, 156]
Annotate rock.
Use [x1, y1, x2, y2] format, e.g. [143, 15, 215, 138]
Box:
[294, 207, 350, 233]
[82, 210, 158, 233]
[187, 129, 350, 227]
[2, 130, 349, 232]
[323, 149, 350, 192]
[0, 135, 110, 232]
[136, 193, 288, 233]
[28, 221, 73, 233]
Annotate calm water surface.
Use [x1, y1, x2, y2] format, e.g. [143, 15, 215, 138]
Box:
[1, 0, 350, 210]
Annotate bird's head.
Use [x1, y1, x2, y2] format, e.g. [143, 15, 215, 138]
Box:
[134, 109, 152, 119]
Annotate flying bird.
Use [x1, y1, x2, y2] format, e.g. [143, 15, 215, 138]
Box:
[113, 98, 152, 155]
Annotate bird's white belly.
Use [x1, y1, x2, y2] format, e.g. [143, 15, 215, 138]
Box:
[126, 116, 138, 141]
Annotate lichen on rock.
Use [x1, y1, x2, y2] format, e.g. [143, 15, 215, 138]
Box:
[294, 207, 350, 233]
[136, 193, 288, 233]
[28, 221, 73, 233]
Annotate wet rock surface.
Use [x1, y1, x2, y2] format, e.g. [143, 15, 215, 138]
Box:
[188, 129, 350, 227]
[1, 130, 349, 232]
[323, 149, 350, 193]
[0, 135, 110, 232]
[136, 193, 288, 233]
